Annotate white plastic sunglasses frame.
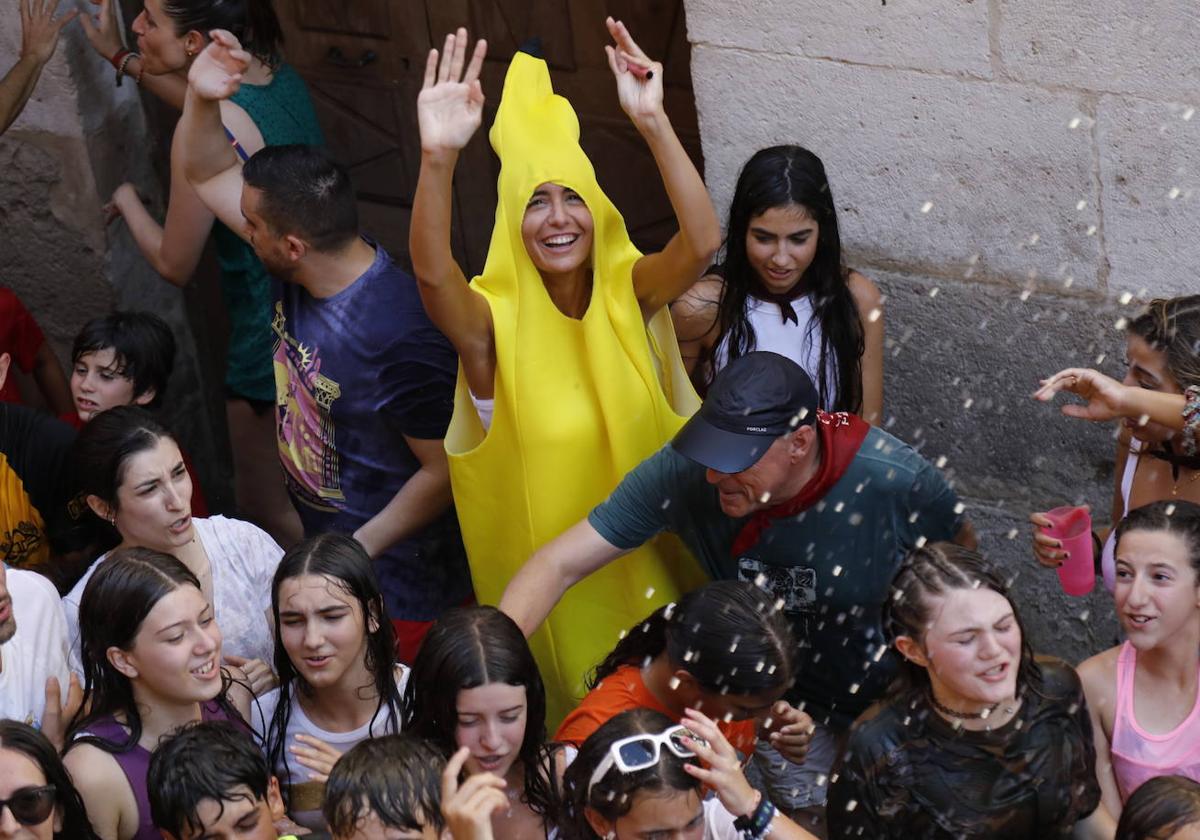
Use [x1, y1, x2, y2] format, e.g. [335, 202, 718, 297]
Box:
[586, 724, 700, 798]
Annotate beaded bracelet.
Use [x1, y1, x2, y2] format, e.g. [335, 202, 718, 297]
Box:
[115, 50, 140, 87]
[1183, 385, 1200, 457]
[733, 794, 776, 839]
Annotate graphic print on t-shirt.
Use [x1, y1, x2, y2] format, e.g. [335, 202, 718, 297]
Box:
[737, 556, 816, 613]
[273, 302, 344, 510]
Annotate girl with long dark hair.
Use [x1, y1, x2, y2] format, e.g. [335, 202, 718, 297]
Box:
[64, 406, 282, 695]
[254, 534, 407, 833]
[62, 549, 251, 840]
[79, 0, 320, 547]
[562, 708, 817, 840]
[827, 542, 1111, 838]
[0, 720, 99, 840]
[672, 145, 884, 421]
[404, 606, 562, 839]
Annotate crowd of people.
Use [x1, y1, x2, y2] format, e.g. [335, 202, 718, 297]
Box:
[1, 1, 1200, 839]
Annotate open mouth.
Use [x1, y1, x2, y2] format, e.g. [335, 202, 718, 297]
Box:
[978, 662, 1009, 682]
[541, 233, 580, 251]
[168, 516, 191, 535]
[304, 655, 333, 668]
[1126, 614, 1156, 628]
[475, 754, 507, 771]
[191, 659, 217, 678]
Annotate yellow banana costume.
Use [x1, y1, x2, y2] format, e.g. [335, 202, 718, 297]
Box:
[445, 50, 706, 725]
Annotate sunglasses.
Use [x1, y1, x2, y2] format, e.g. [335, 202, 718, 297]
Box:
[0, 785, 55, 826]
[587, 725, 701, 798]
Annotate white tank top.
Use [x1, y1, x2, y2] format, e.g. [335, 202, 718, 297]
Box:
[713, 294, 838, 410]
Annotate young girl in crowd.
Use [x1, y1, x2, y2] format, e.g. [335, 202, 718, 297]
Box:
[81, 0, 320, 547]
[827, 542, 1111, 839]
[1034, 295, 1200, 589]
[63, 549, 252, 840]
[404, 605, 563, 840]
[562, 708, 817, 840]
[254, 534, 408, 832]
[1078, 500, 1200, 819]
[411, 19, 715, 722]
[64, 310, 208, 517]
[672, 145, 884, 421]
[0, 720, 99, 840]
[1115, 775, 1200, 840]
[64, 406, 282, 694]
[556, 581, 806, 764]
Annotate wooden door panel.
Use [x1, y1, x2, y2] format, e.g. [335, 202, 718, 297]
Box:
[294, 1, 392, 38]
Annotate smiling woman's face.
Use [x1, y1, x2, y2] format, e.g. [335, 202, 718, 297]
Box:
[520, 182, 594, 279]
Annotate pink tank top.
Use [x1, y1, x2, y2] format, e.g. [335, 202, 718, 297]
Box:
[1111, 641, 1200, 801]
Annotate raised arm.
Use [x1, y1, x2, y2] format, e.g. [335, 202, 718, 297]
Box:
[0, 0, 77, 134]
[498, 519, 629, 637]
[411, 30, 496, 396]
[176, 30, 255, 237]
[80, 0, 187, 110]
[604, 18, 720, 315]
[1034, 367, 1190, 430]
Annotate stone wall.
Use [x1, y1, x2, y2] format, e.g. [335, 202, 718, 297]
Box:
[0, 5, 227, 505]
[681, 0, 1200, 659]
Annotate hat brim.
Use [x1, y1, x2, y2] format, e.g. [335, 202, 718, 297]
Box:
[670, 413, 776, 474]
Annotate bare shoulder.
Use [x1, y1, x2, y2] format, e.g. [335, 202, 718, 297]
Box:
[64, 742, 129, 799]
[846, 269, 883, 309]
[1077, 646, 1120, 702]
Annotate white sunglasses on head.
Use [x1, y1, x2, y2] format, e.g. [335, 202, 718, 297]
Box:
[587, 724, 702, 798]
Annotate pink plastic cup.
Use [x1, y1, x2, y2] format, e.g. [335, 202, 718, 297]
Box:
[1042, 506, 1095, 596]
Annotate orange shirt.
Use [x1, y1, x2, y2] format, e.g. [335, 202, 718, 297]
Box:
[555, 665, 757, 756]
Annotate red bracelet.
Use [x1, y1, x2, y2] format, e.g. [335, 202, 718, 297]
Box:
[110, 48, 130, 70]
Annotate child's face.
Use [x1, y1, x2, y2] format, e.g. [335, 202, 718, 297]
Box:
[334, 810, 441, 840]
[174, 784, 284, 840]
[71, 348, 150, 421]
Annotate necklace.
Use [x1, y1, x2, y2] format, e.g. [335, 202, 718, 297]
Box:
[927, 691, 1003, 720]
[1173, 466, 1200, 496]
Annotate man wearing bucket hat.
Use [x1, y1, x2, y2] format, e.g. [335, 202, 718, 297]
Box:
[500, 350, 975, 825]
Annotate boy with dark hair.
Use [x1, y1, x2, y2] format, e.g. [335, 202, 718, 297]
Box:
[324, 737, 505, 840]
[148, 720, 300, 840]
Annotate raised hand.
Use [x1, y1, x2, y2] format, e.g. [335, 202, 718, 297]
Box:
[679, 708, 760, 818]
[605, 17, 664, 126]
[760, 700, 814, 764]
[19, 0, 78, 66]
[418, 29, 487, 155]
[1033, 368, 1131, 423]
[1030, 508, 1085, 568]
[79, 0, 122, 63]
[187, 29, 250, 102]
[224, 654, 278, 696]
[441, 746, 507, 840]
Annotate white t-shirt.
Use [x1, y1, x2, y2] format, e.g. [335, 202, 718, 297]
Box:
[63, 515, 283, 674]
[0, 568, 71, 729]
[702, 797, 740, 840]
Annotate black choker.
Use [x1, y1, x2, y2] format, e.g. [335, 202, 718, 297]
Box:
[927, 691, 1001, 720]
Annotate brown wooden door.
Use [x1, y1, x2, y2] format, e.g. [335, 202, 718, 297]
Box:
[274, 0, 703, 277]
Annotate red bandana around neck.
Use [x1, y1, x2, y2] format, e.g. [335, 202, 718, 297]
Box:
[730, 411, 871, 557]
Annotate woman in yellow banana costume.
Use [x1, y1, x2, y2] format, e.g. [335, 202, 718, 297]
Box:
[410, 20, 719, 724]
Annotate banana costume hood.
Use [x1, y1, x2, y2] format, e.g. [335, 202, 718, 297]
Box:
[445, 49, 704, 724]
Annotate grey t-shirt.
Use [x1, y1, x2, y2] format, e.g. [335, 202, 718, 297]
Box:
[588, 425, 964, 727]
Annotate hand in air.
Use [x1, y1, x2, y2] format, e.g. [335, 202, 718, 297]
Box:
[19, 0, 78, 66]
[289, 734, 343, 783]
[223, 654, 278, 696]
[79, 0, 121, 63]
[679, 708, 761, 819]
[187, 29, 250, 102]
[605, 17, 664, 125]
[441, 746, 508, 840]
[1033, 367, 1130, 423]
[760, 700, 814, 764]
[418, 28, 488, 154]
[1029, 507, 1090, 568]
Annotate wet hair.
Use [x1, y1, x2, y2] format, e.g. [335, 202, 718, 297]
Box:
[67, 548, 240, 755]
[0, 720, 100, 839]
[72, 405, 180, 515]
[1115, 500, 1200, 583]
[589, 580, 795, 698]
[323, 734, 446, 837]
[242, 146, 359, 252]
[403, 606, 559, 827]
[1116, 775, 1200, 840]
[267, 534, 402, 798]
[561, 709, 701, 840]
[883, 542, 1042, 699]
[1127, 295, 1200, 392]
[71, 311, 175, 409]
[698, 145, 864, 411]
[148, 721, 272, 839]
[161, 0, 283, 66]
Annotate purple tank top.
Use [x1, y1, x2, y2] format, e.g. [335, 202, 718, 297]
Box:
[82, 701, 249, 840]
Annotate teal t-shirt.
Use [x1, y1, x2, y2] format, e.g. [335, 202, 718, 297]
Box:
[588, 425, 964, 728]
[215, 64, 325, 403]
